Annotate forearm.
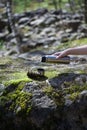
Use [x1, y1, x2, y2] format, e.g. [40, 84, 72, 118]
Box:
[54, 45, 87, 59]
[66, 45, 87, 55]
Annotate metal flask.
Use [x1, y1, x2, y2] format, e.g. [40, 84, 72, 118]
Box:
[41, 55, 70, 64]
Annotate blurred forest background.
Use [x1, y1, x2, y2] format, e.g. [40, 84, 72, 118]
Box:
[11, 0, 85, 13]
[10, 0, 87, 22]
[0, 0, 87, 56]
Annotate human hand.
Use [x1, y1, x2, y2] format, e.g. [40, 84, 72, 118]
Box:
[53, 50, 69, 59]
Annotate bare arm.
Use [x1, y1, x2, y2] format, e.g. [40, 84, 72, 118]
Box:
[54, 45, 87, 58]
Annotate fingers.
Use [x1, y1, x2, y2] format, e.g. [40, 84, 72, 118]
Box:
[53, 52, 61, 56]
[56, 54, 63, 59]
[52, 52, 63, 59]
[56, 52, 67, 59]
[53, 50, 68, 59]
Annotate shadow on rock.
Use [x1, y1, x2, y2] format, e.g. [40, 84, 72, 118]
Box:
[48, 73, 87, 89]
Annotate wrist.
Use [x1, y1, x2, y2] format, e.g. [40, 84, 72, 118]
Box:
[64, 48, 71, 55]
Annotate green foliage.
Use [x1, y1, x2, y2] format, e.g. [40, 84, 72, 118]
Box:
[13, 0, 37, 12]
[12, 0, 82, 13]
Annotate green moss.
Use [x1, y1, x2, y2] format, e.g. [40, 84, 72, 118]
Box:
[64, 83, 87, 94]
[69, 92, 79, 101]
[62, 82, 87, 102]
[43, 86, 64, 106]
[77, 67, 87, 74]
[0, 56, 34, 115]
[0, 56, 32, 84]
[4, 78, 32, 87]
[43, 86, 54, 96]
[45, 70, 58, 79]
[0, 57, 12, 65]
[53, 91, 65, 106]
[1, 69, 32, 86]
[1, 87, 32, 116]
[0, 96, 9, 106]
[43, 74, 87, 104]
[15, 91, 32, 113]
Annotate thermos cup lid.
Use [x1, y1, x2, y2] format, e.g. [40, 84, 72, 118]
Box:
[41, 56, 46, 62]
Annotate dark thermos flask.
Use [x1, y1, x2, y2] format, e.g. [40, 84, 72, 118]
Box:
[41, 55, 70, 64]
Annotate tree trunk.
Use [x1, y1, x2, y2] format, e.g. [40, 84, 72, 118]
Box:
[52, 0, 58, 10]
[6, 0, 13, 33]
[84, 0, 87, 23]
[6, 0, 22, 53]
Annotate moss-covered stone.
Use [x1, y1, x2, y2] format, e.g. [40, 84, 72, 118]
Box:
[0, 57, 34, 116]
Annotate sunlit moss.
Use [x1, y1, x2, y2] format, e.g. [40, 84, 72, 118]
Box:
[43, 86, 64, 106]
[15, 91, 32, 113]
[69, 92, 79, 101]
[4, 78, 32, 87]
[64, 83, 87, 95]
[0, 80, 32, 115]
[43, 86, 54, 95]
[0, 56, 12, 64]
[45, 70, 59, 78]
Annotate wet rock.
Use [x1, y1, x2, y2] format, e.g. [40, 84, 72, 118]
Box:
[0, 31, 8, 40]
[58, 19, 81, 32]
[79, 90, 87, 103]
[44, 16, 57, 25]
[14, 13, 27, 21]
[78, 24, 87, 34]
[75, 75, 87, 85]
[48, 73, 79, 89]
[18, 17, 30, 25]
[23, 82, 57, 126]
[30, 17, 45, 27]
[0, 19, 7, 32]
[72, 13, 84, 20]
[61, 33, 71, 42]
